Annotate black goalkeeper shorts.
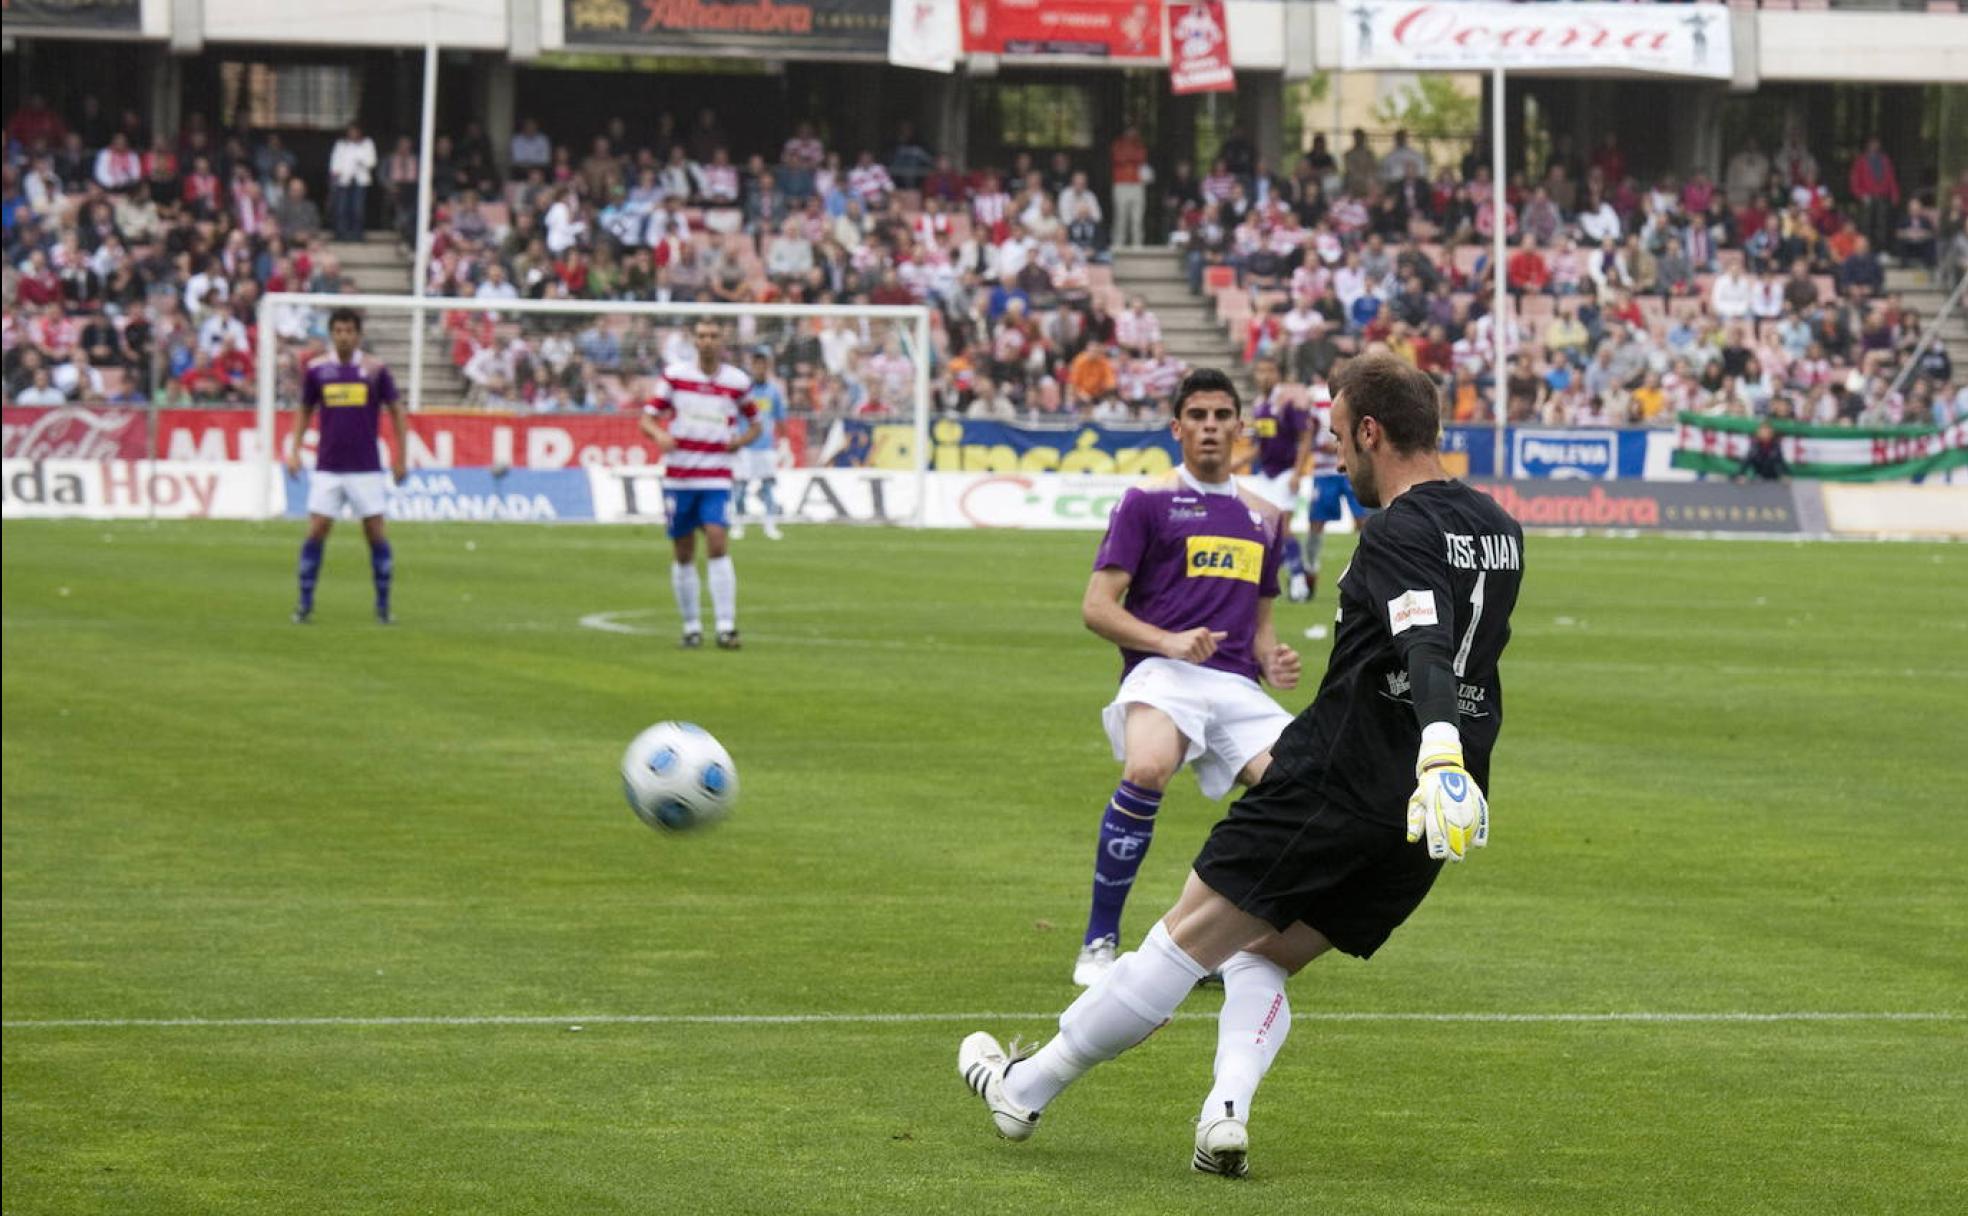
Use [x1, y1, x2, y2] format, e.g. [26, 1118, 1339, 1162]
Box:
[1191, 765, 1444, 960]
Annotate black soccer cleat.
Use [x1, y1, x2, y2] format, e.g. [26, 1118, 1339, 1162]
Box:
[291, 605, 313, 624]
[375, 606, 395, 626]
[679, 630, 704, 650]
[716, 630, 742, 650]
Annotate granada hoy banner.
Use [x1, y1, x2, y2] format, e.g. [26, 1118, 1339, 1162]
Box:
[1672, 413, 1968, 483]
[1339, 1, 1733, 81]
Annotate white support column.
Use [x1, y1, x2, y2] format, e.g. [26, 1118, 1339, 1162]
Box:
[1490, 65, 1509, 479]
[255, 298, 279, 519]
[913, 311, 932, 528]
[409, 23, 439, 413]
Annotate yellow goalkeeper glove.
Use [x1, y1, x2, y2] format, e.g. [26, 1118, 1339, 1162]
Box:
[1407, 729, 1489, 863]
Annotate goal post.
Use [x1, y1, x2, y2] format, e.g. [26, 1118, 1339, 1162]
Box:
[254, 291, 936, 524]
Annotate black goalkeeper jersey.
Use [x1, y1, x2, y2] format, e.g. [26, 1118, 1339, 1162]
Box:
[1270, 478, 1525, 827]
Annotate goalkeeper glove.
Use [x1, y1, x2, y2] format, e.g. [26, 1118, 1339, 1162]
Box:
[1407, 727, 1489, 862]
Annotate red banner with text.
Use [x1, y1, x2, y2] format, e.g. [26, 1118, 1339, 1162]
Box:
[1168, 0, 1233, 93]
[961, 0, 1162, 59]
[1, 407, 810, 469]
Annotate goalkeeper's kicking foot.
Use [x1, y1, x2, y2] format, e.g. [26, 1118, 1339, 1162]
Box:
[1192, 1110, 1250, 1178]
[957, 1031, 1041, 1141]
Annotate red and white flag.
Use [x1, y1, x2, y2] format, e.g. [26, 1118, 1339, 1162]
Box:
[1169, 0, 1233, 94]
[891, 0, 962, 72]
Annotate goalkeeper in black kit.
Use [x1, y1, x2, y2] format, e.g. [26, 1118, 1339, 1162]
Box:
[956, 353, 1526, 1178]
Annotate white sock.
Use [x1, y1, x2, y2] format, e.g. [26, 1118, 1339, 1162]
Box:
[706, 555, 737, 633]
[1200, 951, 1291, 1124]
[671, 561, 702, 633]
[1004, 921, 1207, 1112]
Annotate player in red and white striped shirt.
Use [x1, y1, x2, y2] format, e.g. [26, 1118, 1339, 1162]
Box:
[639, 320, 762, 649]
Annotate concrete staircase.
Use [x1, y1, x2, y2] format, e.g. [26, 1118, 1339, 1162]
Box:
[1887, 265, 1968, 377]
[324, 233, 469, 405]
[1107, 246, 1251, 395]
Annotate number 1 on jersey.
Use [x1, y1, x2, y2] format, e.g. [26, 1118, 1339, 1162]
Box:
[1452, 571, 1486, 679]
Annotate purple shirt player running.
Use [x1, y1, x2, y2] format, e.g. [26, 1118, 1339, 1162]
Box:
[1093, 472, 1288, 685]
[1248, 392, 1309, 479]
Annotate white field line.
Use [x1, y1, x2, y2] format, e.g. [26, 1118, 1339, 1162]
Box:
[1, 1011, 1955, 1031]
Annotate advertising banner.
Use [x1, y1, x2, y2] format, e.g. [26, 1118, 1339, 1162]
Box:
[1, 407, 811, 471]
[589, 466, 917, 524]
[4, 0, 142, 33]
[1672, 413, 1968, 483]
[829, 418, 1180, 473]
[961, 0, 1163, 59]
[563, 0, 890, 56]
[1820, 485, 1968, 539]
[1510, 428, 1621, 480]
[924, 472, 1136, 529]
[2, 460, 272, 520]
[1471, 478, 1805, 533]
[1168, 0, 1234, 94]
[1338, 1, 1734, 81]
[284, 469, 597, 523]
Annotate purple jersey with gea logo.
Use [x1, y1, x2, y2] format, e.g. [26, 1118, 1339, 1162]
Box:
[1093, 470, 1287, 684]
[1248, 392, 1308, 478]
[302, 353, 398, 474]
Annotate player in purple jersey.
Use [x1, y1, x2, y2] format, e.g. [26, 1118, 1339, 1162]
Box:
[285, 307, 406, 624]
[1234, 358, 1316, 601]
[1071, 367, 1302, 987]
[958, 355, 1522, 1179]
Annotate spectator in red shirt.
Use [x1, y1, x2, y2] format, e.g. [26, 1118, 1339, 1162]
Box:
[1848, 135, 1900, 251]
[1507, 238, 1552, 296]
[1591, 133, 1627, 190]
[6, 94, 67, 153]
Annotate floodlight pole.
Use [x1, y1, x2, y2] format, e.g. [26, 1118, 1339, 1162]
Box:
[256, 301, 278, 518]
[408, 11, 439, 413]
[1490, 64, 1508, 479]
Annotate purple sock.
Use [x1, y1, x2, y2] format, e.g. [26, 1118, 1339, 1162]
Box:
[369, 540, 393, 613]
[297, 537, 324, 610]
[1086, 779, 1163, 945]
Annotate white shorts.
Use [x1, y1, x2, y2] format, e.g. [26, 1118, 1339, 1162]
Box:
[307, 470, 390, 519]
[1239, 471, 1298, 515]
[734, 449, 778, 482]
[1101, 657, 1294, 800]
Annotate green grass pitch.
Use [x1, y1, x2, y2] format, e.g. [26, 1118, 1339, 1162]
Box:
[3, 520, 1964, 1215]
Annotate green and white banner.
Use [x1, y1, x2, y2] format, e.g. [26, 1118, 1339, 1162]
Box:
[1672, 413, 1968, 483]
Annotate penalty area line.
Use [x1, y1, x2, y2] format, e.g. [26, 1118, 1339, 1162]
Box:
[1, 1011, 1957, 1031]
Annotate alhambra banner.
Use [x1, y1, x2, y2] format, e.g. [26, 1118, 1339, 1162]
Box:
[1338, 1, 1734, 81]
[564, 0, 890, 56]
[1672, 413, 1968, 483]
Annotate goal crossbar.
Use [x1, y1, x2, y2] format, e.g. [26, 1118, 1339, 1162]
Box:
[253, 291, 935, 522]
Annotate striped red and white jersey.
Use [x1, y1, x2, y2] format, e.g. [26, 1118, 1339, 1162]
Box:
[644, 361, 757, 489]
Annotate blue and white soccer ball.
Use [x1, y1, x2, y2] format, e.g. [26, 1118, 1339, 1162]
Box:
[620, 721, 738, 832]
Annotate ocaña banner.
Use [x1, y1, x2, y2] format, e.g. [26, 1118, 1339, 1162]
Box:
[1671, 413, 1968, 483]
[962, 0, 1163, 59]
[928, 472, 1135, 529]
[564, 0, 890, 56]
[2, 460, 273, 519]
[1168, 0, 1233, 94]
[1339, 1, 1734, 81]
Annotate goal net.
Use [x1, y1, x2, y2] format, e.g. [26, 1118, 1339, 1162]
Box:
[253, 292, 935, 524]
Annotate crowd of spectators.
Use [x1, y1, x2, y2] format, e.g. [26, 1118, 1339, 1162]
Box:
[1177, 126, 1968, 428]
[6, 92, 1966, 433]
